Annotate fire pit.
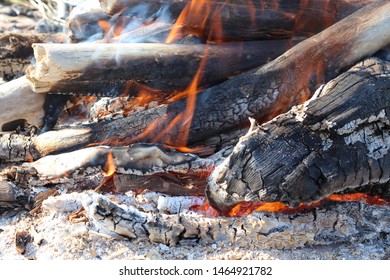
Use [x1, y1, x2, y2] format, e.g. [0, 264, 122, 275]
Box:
[0, 0, 389, 260]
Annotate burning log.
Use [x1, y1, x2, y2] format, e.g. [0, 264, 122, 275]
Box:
[20, 0, 390, 157]
[207, 57, 390, 214]
[26, 40, 298, 95]
[42, 191, 390, 248]
[99, 0, 376, 41]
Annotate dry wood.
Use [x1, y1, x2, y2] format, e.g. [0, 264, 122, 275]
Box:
[99, 0, 375, 41]
[21, 0, 390, 158]
[0, 76, 46, 131]
[26, 40, 298, 95]
[207, 57, 390, 213]
[56, 191, 390, 248]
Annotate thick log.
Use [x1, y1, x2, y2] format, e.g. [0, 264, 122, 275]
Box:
[25, 0, 390, 158]
[26, 40, 298, 95]
[48, 191, 390, 248]
[206, 57, 390, 213]
[0, 76, 46, 131]
[99, 0, 375, 41]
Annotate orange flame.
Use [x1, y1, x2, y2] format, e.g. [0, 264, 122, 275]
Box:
[166, 0, 225, 43]
[103, 152, 116, 177]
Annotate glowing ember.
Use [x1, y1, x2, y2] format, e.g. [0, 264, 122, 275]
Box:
[192, 192, 390, 217]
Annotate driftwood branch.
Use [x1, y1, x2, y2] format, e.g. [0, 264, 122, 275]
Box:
[207, 57, 390, 213]
[26, 40, 299, 95]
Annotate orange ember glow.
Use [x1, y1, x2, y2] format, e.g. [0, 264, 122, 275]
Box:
[103, 152, 116, 177]
[203, 193, 390, 217]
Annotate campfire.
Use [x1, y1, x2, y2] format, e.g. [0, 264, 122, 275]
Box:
[0, 0, 390, 259]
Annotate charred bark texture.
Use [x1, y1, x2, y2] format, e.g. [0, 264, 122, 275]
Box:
[207, 57, 390, 213]
[99, 0, 375, 41]
[25, 0, 390, 157]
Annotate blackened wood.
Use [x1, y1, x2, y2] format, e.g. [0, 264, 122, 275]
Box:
[5, 1, 390, 159]
[206, 57, 390, 213]
[26, 40, 298, 95]
[99, 0, 375, 41]
[79, 191, 390, 247]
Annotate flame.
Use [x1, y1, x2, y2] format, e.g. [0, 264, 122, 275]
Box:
[103, 152, 116, 177]
[166, 0, 225, 43]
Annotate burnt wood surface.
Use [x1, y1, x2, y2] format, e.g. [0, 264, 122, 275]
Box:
[26, 40, 299, 95]
[206, 57, 390, 213]
[20, 0, 390, 158]
[77, 191, 389, 247]
[99, 0, 375, 41]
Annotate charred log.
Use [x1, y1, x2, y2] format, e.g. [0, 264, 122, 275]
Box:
[26, 40, 298, 95]
[23, 0, 390, 157]
[51, 191, 390, 248]
[207, 57, 390, 214]
[99, 0, 376, 41]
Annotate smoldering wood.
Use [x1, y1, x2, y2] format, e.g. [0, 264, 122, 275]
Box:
[0, 76, 46, 132]
[206, 57, 390, 213]
[26, 40, 299, 95]
[61, 191, 390, 248]
[14, 143, 214, 189]
[99, 0, 375, 41]
[22, 0, 390, 158]
[67, 5, 175, 43]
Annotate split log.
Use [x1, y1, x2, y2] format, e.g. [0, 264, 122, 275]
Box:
[99, 0, 375, 41]
[26, 40, 299, 95]
[48, 191, 390, 248]
[206, 57, 390, 213]
[0, 76, 45, 131]
[22, 0, 390, 158]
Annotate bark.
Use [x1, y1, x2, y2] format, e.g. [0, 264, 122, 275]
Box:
[0, 76, 46, 131]
[25, 0, 390, 157]
[207, 57, 390, 213]
[67, 191, 390, 248]
[26, 40, 298, 95]
[99, 0, 375, 41]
